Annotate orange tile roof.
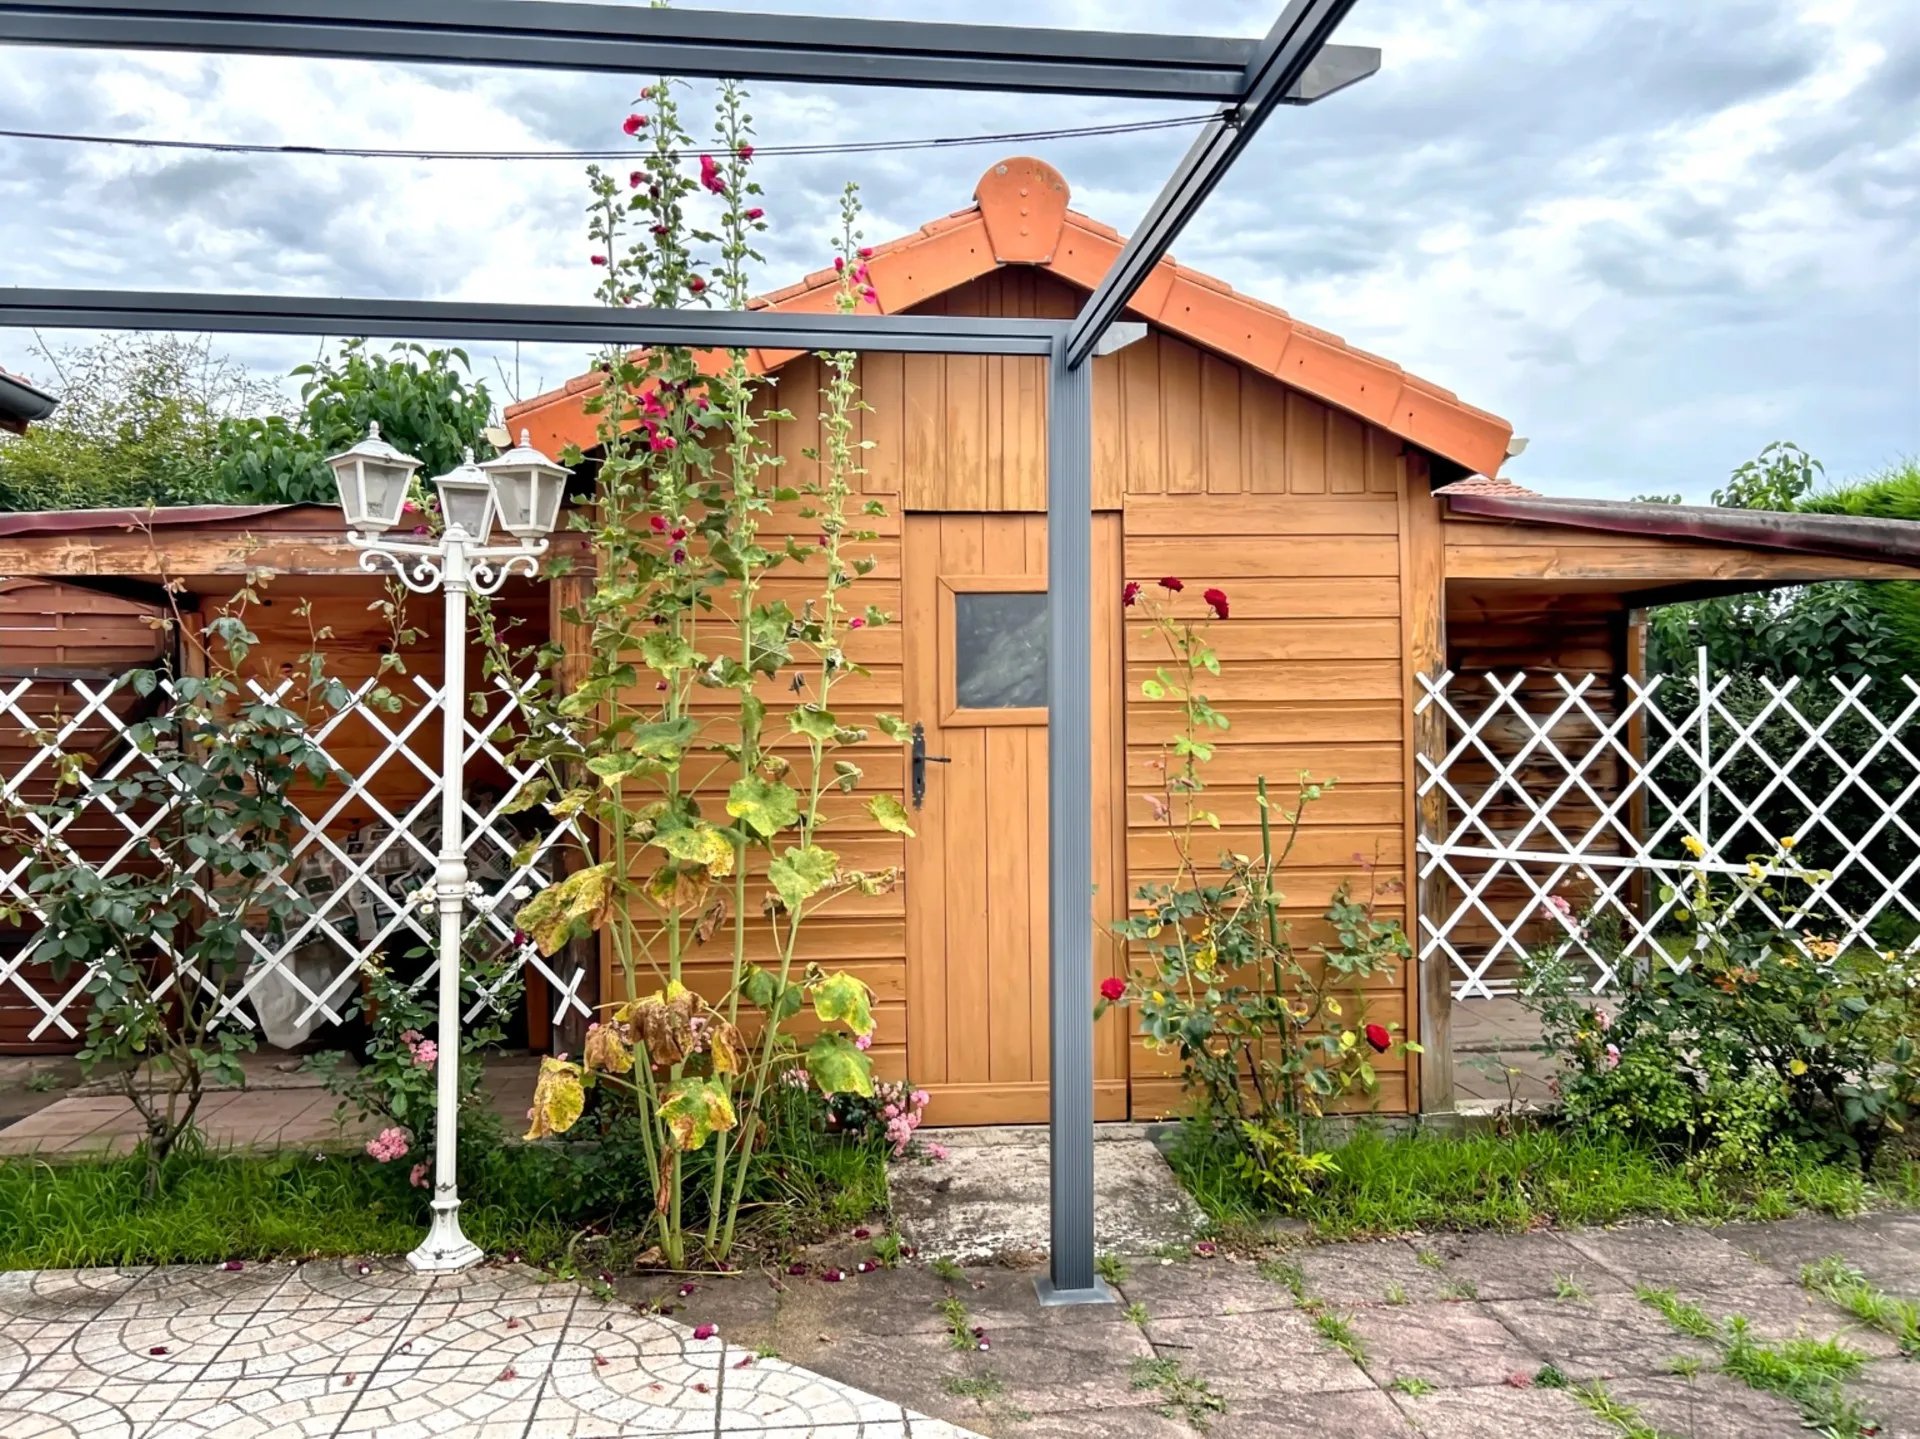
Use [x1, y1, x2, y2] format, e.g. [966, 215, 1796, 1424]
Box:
[507, 157, 1515, 477]
[1435, 474, 1538, 497]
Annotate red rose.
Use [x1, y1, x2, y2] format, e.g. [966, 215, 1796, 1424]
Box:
[622, 114, 646, 135]
[1364, 1023, 1391, 1053]
[1099, 976, 1126, 1002]
[1123, 581, 1142, 607]
[1158, 577, 1183, 592]
[1203, 587, 1230, 619]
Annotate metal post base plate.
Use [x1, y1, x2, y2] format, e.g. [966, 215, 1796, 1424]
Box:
[1033, 1276, 1118, 1307]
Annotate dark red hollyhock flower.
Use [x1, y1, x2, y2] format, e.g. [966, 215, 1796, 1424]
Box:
[649, 515, 668, 533]
[1364, 1023, 1391, 1053]
[1099, 976, 1126, 1002]
[629, 171, 644, 189]
[1158, 577, 1184, 593]
[692, 1323, 717, 1340]
[590, 255, 607, 266]
[1203, 587, 1230, 619]
[622, 114, 646, 135]
[833, 256, 846, 272]
[745, 207, 765, 221]
[699, 155, 727, 195]
[738, 144, 754, 160]
[688, 276, 707, 294]
[1123, 581, 1142, 607]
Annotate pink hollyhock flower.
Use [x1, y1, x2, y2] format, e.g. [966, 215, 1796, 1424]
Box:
[670, 526, 687, 541]
[848, 617, 865, 629]
[401, 1030, 422, 1045]
[622, 114, 646, 135]
[833, 256, 845, 272]
[699, 154, 727, 195]
[630, 170, 644, 188]
[1100, 976, 1126, 1001]
[855, 1031, 873, 1050]
[409, 1162, 430, 1188]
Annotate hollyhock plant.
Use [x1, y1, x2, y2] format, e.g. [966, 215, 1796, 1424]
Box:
[623, 113, 646, 135]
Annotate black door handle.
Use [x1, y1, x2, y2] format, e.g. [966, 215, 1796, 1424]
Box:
[910, 722, 949, 809]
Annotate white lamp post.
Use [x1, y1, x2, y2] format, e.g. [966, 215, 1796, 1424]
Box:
[325, 425, 567, 1274]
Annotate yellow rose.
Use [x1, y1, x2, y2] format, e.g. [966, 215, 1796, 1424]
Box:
[1682, 835, 1706, 858]
[1780, 835, 1797, 850]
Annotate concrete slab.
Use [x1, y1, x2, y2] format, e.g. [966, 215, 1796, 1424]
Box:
[893, 1125, 1201, 1264]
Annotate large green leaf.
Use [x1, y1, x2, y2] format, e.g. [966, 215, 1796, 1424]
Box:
[789, 707, 838, 742]
[866, 794, 915, 838]
[805, 1033, 875, 1097]
[810, 970, 875, 1036]
[653, 823, 737, 878]
[727, 777, 800, 838]
[641, 631, 697, 673]
[767, 845, 838, 912]
[524, 1057, 586, 1140]
[657, 1076, 737, 1151]
[630, 716, 699, 762]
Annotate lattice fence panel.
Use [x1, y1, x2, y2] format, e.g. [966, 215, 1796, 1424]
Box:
[1416, 650, 1920, 999]
[0, 671, 587, 1046]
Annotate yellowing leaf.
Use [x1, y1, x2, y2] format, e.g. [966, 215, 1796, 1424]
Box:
[789, 707, 838, 742]
[657, 1077, 737, 1151]
[583, 1023, 634, 1077]
[727, 776, 800, 838]
[524, 1057, 585, 1140]
[768, 845, 839, 912]
[653, 822, 737, 878]
[866, 794, 916, 838]
[805, 1033, 875, 1097]
[642, 865, 710, 913]
[513, 864, 615, 956]
[707, 1019, 747, 1076]
[811, 971, 875, 1036]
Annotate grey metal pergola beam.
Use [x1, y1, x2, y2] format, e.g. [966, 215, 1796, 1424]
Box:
[0, 0, 1374, 103]
[1065, 0, 1363, 369]
[0, 0, 1375, 1311]
[0, 288, 1061, 355]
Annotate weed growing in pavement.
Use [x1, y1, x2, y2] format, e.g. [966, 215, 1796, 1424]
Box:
[1312, 1309, 1366, 1365]
[1095, 1253, 1130, 1286]
[1569, 1379, 1673, 1439]
[1124, 1302, 1151, 1327]
[937, 1296, 979, 1351]
[929, 1256, 964, 1285]
[1387, 1376, 1433, 1396]
[1534, 1364, 1571, 1388]
[1416, 1249, 1444, 1269]
[1383, 1281, 1408, 1305]
[1130, 1356, 1228, 1431]
[1802, 1255, 1920, 1354]
[1635, 1286, 1718, 1340]
[1439, 1278, 1479, 1301]
[1553, 1274, 1588, 1301]
[1256, 1256, 1310, 1305]
[1662, 1355, 1703, 1377]
[942, 1373, 1005, 1403]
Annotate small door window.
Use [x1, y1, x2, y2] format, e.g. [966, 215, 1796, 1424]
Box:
[953, 592, 1048, 709]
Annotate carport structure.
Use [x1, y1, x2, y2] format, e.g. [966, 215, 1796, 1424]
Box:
[0, 0, 1382, 1303]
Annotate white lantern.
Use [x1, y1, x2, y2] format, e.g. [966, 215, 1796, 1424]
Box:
[479, 429, 570, 541]
[325, 422, 423, 535]
[432, 449, 497, 542]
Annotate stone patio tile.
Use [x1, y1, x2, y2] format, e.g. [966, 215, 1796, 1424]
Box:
[1146, 1309, 1378, 1404]
[1558, 1224, 1785, 1294]
[1346, 1301, 1545, 1388]
[909, 1420, 988, 1439]
[1112, 1256, 1294, 1320]
[1691, 1274, 1902, 1357]
[194, 1295, 424, 1380]
[1484, 1292, 1717, 1381]
[0, 1382, 144, 1439]
[946, 1264, 1145, 1334]
[1601, 1371, 1812, 1439]
[1291, 1238, 1455, 1307]
[993, 1406, 1194, 1439]
[945, 1312, 1156, 1416]
[390, 1290, 583, 1376]
[1418, 1230, 1629, 1300]
[716, 1351, 907, 1431]
[528, 1311, 724, 1437]
[1853, 1356, 1920, 1439]
[768, 1327, 994, 1426]
[1385, 1382, 1617, 1438]
[107, 1261, 294, 1316]
[0, 1265, 146, 1321]
[268, 1255, 439, 1308]
[1208, 1387, 1421, 1439]
[61, 1305, 241, 1385]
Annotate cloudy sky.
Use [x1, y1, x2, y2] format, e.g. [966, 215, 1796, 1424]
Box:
[1, 0, 1915, 500]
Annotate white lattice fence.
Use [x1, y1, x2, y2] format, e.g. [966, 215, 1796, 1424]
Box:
[1416, 650, 1920, 999]
[0, 671, 587, 1046]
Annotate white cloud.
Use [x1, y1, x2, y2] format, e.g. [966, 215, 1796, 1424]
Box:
[1, 0, 1913, 495]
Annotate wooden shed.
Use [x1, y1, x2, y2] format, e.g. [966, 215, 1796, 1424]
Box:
[504, 155, 1920, 1121]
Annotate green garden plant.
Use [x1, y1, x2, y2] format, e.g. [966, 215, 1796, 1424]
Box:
[0, 593, 332, 1196]
[494, 81, 909, 1269]
[1097, 580, 1416, 1207]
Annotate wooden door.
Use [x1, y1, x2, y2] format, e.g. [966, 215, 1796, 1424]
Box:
[902, 514, 1129, 1126]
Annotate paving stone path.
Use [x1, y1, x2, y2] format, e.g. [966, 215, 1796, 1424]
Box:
[6, 1214, 1920, 1438]
[0, 1259, 980, 1439]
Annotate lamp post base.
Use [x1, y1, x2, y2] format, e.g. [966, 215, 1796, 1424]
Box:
[407, 1198, 484, 1274]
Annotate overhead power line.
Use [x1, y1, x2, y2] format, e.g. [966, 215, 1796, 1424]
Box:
[0, 111, 1220, 163]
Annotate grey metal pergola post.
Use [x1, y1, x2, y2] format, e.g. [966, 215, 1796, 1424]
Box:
[1037, 337, 1101, 1304]
[0, 0, 1378, 1312]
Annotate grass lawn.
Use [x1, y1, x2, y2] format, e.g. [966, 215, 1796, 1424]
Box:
[1167, 1120, 1917, 1239]
[0, 1120, 893, 1271]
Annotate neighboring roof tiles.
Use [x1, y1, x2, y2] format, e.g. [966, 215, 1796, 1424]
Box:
[1436, 474, 1540, 498]
[1442, 492, 1920, 567]
[506, 156, 1515, 478]
[0, 503, 308, 539]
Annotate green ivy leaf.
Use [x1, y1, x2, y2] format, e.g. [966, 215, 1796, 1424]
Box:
[866, 794, 915, 838]
[805, 1033, 875, 1097]
[768, 845, 839, 911]
[727, 776, 800, 838]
